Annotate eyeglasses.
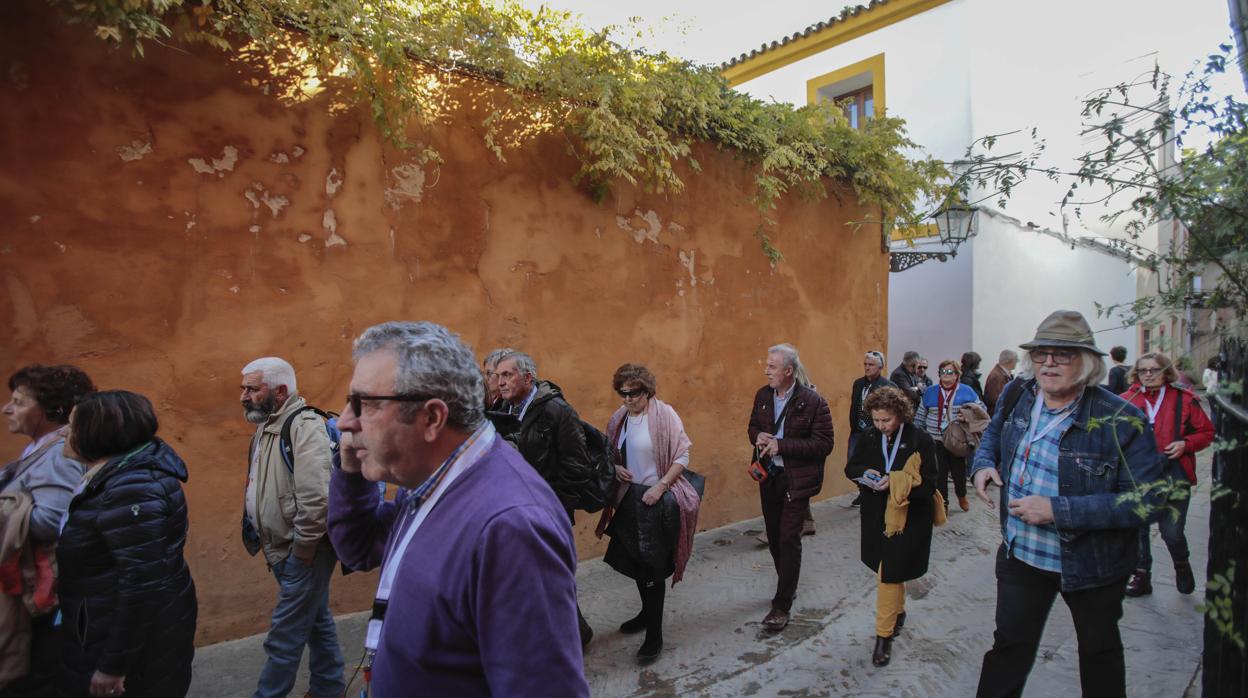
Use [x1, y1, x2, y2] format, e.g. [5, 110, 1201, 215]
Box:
[1137, 367, 1162, 375]
[938, 369, 958, 376]
[1028, 349, 1078, 366]
[346, 392, 433, 417]
[617, 388, 646, 399]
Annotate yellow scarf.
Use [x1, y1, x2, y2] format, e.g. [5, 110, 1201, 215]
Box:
[884, 452, 946, 536]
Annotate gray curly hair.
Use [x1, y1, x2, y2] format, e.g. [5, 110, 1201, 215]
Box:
[352, 321, 485, 430]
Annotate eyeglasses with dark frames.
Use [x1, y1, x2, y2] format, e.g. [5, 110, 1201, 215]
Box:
[1028, 349, 1078, 366]
[346, 393, 433, 417]
[617, 388, 646, 399]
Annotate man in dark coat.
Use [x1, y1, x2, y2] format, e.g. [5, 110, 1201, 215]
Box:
[983, 350, 1018, 414]
[748, 343, 835, 632]
[494, 351, 595, 645]
[890, 351, 923, 406]
[848, 351, 895, 508]
[1106, 345, 1129, 394]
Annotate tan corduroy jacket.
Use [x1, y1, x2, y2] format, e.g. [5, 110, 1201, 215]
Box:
[245, 395, 332, 567]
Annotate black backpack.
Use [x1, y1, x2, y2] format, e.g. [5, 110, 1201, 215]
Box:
[570, 420, 615, 513]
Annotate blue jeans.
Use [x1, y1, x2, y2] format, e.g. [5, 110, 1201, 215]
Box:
[253, 545, 346, 698]
[1136, 480, 1191, 572]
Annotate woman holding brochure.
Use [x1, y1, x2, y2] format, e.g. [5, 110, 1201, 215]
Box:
[845, 386, 941, 668]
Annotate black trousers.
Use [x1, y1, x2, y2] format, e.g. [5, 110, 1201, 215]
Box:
[976, 547, 1128, 698]
[0, 613, 58, 698]
[935, 440, 967, 501]
[760, 471, 807, 612]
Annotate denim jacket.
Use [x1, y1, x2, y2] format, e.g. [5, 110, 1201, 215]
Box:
[970, 379, 1165, 591]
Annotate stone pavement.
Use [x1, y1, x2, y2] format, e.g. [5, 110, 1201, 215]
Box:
[191, 455, 1210, 697]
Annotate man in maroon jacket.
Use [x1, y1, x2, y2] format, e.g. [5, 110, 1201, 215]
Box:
[748, 343, 835, 631]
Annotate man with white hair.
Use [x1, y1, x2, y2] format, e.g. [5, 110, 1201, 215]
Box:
[970, 311, 1164, 697]
[239, 357, 344, 698]
[847, 351, 896, 508]
[328, 322, 589, 696]
[748, 343, 834, 631]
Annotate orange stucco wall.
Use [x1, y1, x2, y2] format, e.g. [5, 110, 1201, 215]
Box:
[0, 3, 889, 645]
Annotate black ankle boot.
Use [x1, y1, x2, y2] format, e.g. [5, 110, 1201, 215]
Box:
[1175, 561, 1196, 595]
[893, 611, 907, 636]
[637, 580, 665, 661]
[621, 580, 647, 633]
[1125, 569, 1152, 598]
[577, 607, 594, 647]
[872, 635, 893, 667]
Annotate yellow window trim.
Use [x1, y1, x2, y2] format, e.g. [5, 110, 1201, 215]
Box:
[722, 0, 953, 87]
[805, 53, 886, 117]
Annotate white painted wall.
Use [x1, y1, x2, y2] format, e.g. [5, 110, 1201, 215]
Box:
[971, 213, 1137, 362]
[887, 238, 974, 369]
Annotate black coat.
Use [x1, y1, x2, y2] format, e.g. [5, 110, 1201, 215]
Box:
[961, 372, 985, 401]
[889, 365, 922, 406]
[57, 439, 197, 698]
[506, 381, 592, 511]
[845, 424, 937, 583]
[849, 375, 897, 436]
[747, 384, 835, 500]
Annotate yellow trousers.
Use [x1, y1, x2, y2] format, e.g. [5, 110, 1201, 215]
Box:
[876, 565, 906, 638]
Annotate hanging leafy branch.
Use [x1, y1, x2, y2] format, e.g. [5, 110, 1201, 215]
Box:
[50, 0, 951, 257]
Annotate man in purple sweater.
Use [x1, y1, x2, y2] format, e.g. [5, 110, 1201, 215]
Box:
[328, 321, 589, 697]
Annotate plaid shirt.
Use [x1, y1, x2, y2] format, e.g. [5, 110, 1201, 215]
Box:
[1004, 393, 1080, 573]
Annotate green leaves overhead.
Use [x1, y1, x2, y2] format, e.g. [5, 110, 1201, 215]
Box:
[55, 0, 949, 244]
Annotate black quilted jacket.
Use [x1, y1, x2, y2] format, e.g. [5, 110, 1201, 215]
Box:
[56, 439, 197, 697]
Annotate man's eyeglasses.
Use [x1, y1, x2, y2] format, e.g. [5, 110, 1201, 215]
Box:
[346, 392, 432, 416]
[617, 388, 646, 399]
[1028, 349, 1078, 366]
[1137, 367, 1162, 375]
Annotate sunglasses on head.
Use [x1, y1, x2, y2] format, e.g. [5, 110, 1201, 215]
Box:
[617, 388, 646, 399]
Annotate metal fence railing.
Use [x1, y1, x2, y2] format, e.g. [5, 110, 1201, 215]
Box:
[1205, 335, 1248, 697]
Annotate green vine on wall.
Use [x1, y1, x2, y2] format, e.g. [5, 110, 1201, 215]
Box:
[53, 0, 951, 259]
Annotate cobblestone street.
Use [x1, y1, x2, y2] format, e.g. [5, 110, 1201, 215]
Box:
[193, 456, 1209, 697]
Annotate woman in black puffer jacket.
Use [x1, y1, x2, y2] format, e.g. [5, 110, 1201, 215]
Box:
[58, 391, 197, 698]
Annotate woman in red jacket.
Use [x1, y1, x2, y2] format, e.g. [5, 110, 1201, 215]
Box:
[1119, 352, 1215, 597]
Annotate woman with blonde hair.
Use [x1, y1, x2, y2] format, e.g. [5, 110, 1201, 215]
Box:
[1119, 352, 1214, 597]
[845, 386, 939, 667]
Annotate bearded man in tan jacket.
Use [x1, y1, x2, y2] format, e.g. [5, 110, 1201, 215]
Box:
[239, 357, 345, 698]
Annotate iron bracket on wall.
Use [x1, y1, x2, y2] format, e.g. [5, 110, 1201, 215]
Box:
[889, 249, 955, 272]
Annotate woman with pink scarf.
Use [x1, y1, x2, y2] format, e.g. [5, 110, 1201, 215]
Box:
[595, 364, 700, 662]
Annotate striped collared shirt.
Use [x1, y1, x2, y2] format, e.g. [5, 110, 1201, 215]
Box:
[1004, 392, 1080, 573]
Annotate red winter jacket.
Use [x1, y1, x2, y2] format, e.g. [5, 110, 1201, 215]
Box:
[1119, 383, 1215, 482]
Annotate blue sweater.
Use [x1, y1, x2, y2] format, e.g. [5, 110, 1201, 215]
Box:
[914, 383, 985, 441]
[328, 437, 589, 697]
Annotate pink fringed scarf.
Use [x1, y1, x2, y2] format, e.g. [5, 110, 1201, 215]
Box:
[595, 398, 700, 585]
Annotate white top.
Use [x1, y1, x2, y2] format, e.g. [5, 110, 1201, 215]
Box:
[616, 412, 689, 487]
[1204, 368, 1218, 393]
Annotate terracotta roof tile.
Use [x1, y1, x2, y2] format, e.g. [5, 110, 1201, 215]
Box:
[721, 0, 889, 69]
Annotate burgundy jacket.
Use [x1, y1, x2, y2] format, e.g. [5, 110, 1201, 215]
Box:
[747, 384, 835, 499]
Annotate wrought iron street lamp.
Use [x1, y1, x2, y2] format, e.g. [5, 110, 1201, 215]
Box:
[889, 204, 979, 272]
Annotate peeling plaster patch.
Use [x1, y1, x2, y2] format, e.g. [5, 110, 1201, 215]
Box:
[189, 145, 239, 176]
[215, 269, 233, 280]
[184, 213, 196, 232]
[323, 210, 347, 247]
[616, 209, 662, 244]
[249, 225, 261, 234]
[297, 233, 312, 243]
[668, 221, 686, 234]
[244, 182, 289, 218]
[594, 227, 603, 238]
[292, 146, 306, 159]
[116, 140, 153, 162]
[9, 62, 29, 91]
[229, 285, 241, 294]
[53, 241, 66, 253]
[29, 215, 40, 224]
[269, 152, 290, 164]
[678, 249, 698, 288]
[384, 164, 426, 210]
[325, 168, 343, 196]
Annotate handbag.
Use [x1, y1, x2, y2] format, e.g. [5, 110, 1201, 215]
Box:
[747, 446, 769, 483]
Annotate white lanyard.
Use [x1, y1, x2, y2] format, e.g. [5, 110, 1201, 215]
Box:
[1144, 386, 1166, 425]
[1025, 393, 1076, 447]
[939, 387, 955, 427]
[881, 424, 904, 472]
[364, 423, 495, 654]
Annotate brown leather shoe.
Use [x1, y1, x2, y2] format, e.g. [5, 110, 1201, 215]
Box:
[762, 608, 790, 632]
[958, 495, 970, 512]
